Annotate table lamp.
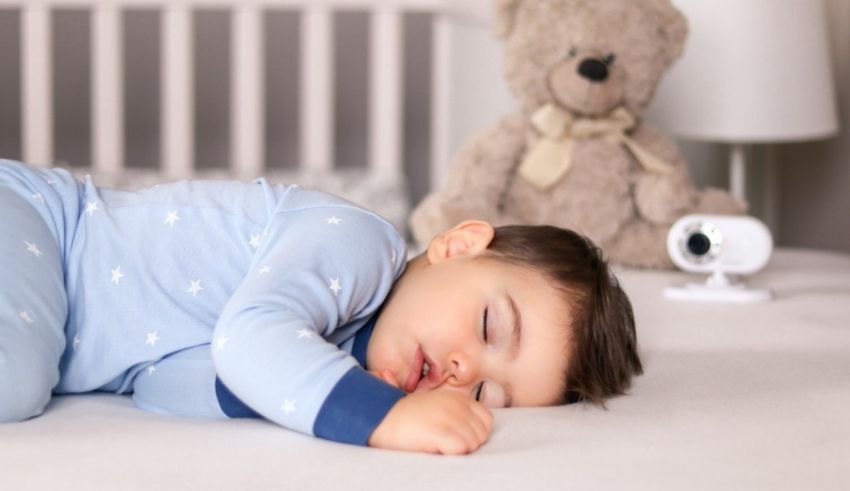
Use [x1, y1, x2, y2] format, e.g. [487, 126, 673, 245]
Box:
[647, 0, 840, 202]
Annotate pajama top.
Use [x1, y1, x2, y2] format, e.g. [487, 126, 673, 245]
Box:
[1, 159, 408, 446]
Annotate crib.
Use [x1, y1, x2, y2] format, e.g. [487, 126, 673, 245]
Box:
[0, 0, 494, 231]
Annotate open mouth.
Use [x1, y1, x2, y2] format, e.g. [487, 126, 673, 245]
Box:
[404, 345, 438, 393]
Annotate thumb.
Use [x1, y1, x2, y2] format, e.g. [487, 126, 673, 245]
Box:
[369, 369, 400, 389]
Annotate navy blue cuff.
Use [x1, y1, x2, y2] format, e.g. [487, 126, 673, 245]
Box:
[313, 366, 406, 446]
[215, 377, 262, 419]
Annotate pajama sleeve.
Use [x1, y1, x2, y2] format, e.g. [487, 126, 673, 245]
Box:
[211, 203, 407, 446]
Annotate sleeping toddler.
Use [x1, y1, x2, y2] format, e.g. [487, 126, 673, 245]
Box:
[0, 158, 642, 454]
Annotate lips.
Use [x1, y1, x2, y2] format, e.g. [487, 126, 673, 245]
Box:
[403, 345, 441, 393]
[404, 346, 424, 393]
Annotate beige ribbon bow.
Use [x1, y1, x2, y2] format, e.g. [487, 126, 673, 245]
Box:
[518, 103, 673, 191]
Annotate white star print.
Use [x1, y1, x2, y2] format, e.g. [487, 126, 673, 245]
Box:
[147, 365, 156, 375]
[164, 210, 180, 227]
[259, 265, 271, 275]
[248, 234, 261, 249]
[46, 178, 56, 186]
[19, 311, 34, 324]
[72, 335, 81, 351]
[296, 328, 313, 339]
[215, 336, 229, 351]
[325, 216, 342, 225]
[32, 192, 44, 204]
[281, 400, 297, 415]
[85, 200, 99, 216]
[111, 266, 124, 284]
[25, 241, 43, 257]
[187, 280, 203, 296]
[329, 277, 342, 296]
[146, 331, 160, 346]
[390, 249, 397, 265]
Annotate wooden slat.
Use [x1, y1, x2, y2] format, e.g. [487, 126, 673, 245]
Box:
[300, 6, 333, 172]
[231, 5, 264, 179]
[161, 5, 193, 178]
[369, 6, 402, 178]
[92, 5, 124, 174]
[0, 0, 446, 11]
[21, 5, 52, 167]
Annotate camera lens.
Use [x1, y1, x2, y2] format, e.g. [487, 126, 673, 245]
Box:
[686, 232, 712, 256]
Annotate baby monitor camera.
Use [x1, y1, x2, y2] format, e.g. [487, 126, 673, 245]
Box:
[665, 214, 774, 303]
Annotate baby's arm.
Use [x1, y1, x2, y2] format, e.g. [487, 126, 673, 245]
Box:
[134, 350, 492, 454]
[211, 203, 407, 445]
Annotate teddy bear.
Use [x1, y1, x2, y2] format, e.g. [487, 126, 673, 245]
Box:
[409, 0, 745, 269]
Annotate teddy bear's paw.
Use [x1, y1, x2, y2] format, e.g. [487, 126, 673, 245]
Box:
[606, 221, 676, 270]
[693, 188, 749, 215]
[634, 173, 698, 224]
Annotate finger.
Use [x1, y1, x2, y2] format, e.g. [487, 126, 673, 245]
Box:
[380, 369, 400, 388]
[450, 414, 483, 452]
[466, 410, 489, 445]
[470, 402, 494, 433]
[438, 431, 475, 455]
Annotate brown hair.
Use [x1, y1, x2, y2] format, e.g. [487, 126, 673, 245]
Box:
[481, 225, 643, 406]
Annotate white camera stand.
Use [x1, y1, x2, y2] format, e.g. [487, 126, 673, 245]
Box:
[664, 270, 774, 303]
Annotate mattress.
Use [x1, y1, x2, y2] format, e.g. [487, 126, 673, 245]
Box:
[1, 248, 848, 490]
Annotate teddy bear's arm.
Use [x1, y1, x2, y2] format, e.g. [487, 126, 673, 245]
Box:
[442, 113, 530, 209]
[628, 122, 699, 224]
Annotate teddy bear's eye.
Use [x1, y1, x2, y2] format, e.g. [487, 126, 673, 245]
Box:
[603, 53, 616, 65]
[568, 47, 577, 58]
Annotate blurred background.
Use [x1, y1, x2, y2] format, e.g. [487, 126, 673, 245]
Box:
[0, 0, 847, 252]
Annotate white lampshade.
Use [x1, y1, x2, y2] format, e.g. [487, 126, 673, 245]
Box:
[648, 0, 840, 143]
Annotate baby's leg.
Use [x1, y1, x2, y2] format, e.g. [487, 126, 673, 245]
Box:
[0, 187, 68, 422]
[132, 344, 230, 419]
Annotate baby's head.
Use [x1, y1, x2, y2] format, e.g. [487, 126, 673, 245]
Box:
[367, 220, 642, 407]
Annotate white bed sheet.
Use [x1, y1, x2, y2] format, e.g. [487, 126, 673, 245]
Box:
[2, 248, 849, 490]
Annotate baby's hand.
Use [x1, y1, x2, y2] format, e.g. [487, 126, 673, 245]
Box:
[367, 389, 493, 455]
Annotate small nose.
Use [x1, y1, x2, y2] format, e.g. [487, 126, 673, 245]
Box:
[446, 352, 478, 387]
[577, 58, 609, 82]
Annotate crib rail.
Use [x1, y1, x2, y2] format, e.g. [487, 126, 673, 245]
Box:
[4, 0, 487, 189]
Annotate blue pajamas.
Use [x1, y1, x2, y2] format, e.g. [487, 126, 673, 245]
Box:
[0, 159, 408, 446]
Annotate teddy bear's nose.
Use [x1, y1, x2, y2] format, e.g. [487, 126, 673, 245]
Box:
[577, 58, 609, 82]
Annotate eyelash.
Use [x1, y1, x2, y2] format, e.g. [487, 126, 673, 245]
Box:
[476, 308, 489, 402]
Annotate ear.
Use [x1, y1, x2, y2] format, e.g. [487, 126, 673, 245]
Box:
[426, 220, 495, 264]
[650, 0, 689, 61]
[493, 0, 523, 39]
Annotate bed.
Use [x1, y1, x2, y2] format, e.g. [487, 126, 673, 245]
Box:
[1, 248, 848, 489]
[1, 0, 849, 489]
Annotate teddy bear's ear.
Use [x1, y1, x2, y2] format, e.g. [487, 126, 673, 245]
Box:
[649, 0, 689, 61]
[493, 0, 523, 39]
